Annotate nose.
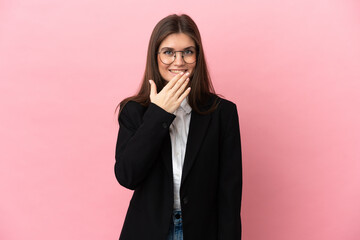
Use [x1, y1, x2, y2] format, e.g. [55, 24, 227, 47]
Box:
[173, 52, 185, 65]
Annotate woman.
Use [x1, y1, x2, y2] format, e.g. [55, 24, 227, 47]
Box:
[114, 14, 242, 240]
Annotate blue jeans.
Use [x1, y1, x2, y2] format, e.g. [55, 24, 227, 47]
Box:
[166, 210, 183, 240]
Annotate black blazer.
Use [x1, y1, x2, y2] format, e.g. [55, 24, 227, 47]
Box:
[114, 94, 242, 240]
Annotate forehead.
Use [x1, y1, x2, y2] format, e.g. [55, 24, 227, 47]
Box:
[159, 33, 195, 49]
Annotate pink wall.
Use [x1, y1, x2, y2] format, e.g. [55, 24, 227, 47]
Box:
[1, 0, 359, 239]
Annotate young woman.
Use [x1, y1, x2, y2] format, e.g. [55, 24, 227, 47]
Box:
[114, 14, 242, 240]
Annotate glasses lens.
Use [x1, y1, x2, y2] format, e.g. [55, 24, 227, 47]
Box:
[183, 50, 196, 64]
[159, 50, 175, 64]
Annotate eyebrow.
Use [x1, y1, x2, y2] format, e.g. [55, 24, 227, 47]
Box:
[159, 46, 196, 51]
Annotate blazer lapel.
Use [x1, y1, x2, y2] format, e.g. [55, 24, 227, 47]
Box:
[180, 110, 211, 186]
[160, 95, 216, 186]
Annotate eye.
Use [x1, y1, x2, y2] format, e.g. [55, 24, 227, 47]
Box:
[184, 49, 194, 55]
[163, 50, 174, 55]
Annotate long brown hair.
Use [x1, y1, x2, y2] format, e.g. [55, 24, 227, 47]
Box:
[115, 14, 219, 118]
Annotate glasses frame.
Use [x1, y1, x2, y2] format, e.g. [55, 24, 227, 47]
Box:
[157, 49, 197, 65]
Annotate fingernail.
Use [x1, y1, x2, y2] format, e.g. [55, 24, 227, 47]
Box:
[180, 72, 184, 75]
[186, 72, 190, 76]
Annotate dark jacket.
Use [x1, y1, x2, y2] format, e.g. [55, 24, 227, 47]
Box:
[114, 94, 242, 240]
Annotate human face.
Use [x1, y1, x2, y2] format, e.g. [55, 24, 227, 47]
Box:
[157, 33, 196, 82]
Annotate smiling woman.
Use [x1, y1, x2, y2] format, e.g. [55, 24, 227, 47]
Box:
[157, 33, 197, 81]
[114, 14, 242, 240]
[116, 14, 219, 114]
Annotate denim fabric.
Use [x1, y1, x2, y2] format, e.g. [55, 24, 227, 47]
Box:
[166, 210, 183, 240]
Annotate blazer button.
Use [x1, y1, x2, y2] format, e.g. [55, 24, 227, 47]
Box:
[183, 196, 189, 205]
[162, 122, 168, 128]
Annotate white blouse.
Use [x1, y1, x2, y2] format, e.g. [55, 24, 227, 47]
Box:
[169, 96, 192, 210]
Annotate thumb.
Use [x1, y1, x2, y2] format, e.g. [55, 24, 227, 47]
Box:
[149, 80, 157, 97]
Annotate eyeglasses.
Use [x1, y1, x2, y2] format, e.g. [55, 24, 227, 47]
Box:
[157, 48, 197, 65]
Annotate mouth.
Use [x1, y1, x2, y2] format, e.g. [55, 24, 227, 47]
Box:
[169, 69, 188, 74]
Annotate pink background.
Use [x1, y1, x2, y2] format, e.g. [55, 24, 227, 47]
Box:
[1, 0, 359, 239]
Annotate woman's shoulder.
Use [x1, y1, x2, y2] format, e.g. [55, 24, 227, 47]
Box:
[118, 100, 147, 124]
[213, 95, 240, 132]
[211, 94, 237, 114]
[121, 100, 147, 114]
[218, 96, 237, 108]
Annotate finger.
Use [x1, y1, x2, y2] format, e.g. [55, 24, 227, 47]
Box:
[174, 78, 189, 98]
[149, 80, 157, 97]
[164, 71, 186, 91]
[177, 87, 191, 103]
[171, 72, 190, 93]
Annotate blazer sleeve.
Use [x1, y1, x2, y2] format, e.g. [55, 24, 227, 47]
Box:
[114, 101, 176, 190]
[218, 103, 242, 240]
